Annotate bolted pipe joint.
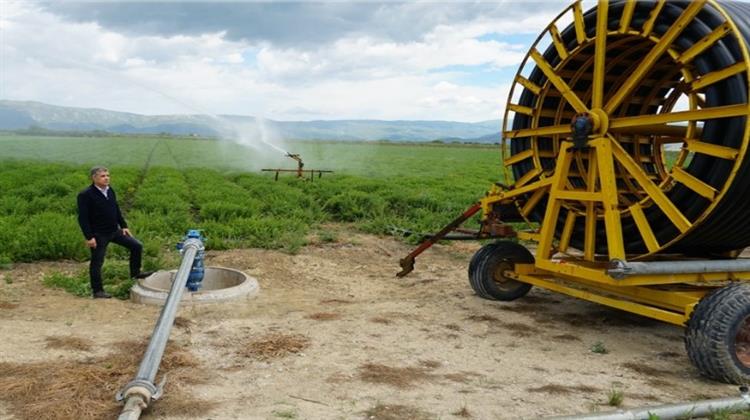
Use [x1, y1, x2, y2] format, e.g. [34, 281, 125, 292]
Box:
[177, 230, 206, 292]
[607, 259, 631, 280]
[116, 378, 162, 405]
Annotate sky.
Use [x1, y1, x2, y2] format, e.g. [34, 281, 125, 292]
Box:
[0, 1, 579, 122]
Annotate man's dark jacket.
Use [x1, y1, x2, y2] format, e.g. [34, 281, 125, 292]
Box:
[77, 185, 128, 240]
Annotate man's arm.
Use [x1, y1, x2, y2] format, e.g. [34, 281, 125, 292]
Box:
[112, 189, 132, 236]
[77, 191, 94, 240]
[112, 189, 128, 229]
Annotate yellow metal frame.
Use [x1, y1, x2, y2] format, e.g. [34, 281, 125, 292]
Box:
[485, 0, 750, 326]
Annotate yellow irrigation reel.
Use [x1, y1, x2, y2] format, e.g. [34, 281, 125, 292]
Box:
[400, 0, 750, 384]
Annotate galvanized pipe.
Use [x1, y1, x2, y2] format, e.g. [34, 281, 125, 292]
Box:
[607, 258, 750, 279]
[117, 237, 203, 420]
[547, 387, 750, 419]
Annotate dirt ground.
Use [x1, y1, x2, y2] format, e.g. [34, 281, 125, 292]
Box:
[0, 227, 742, 419]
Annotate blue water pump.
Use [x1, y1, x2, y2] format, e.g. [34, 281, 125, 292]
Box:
[176, 229, 205, 292]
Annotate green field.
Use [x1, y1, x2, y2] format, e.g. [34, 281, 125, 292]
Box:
[0, 134, 507, 268]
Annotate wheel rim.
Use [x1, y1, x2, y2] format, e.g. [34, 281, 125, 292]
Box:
[502, 0, 750, 260]
[492, 260, 521, 291]
[735, 314, 750, 367]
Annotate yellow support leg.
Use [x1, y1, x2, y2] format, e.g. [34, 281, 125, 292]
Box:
[536, 142, 574, 260]
[584, 148, 598, 261]
[593, 138, 625, 260]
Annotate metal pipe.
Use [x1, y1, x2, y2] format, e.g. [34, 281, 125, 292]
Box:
[117, 236, 203, 420]
[547, 387, 750, 419]
[607, 258, 750, 279]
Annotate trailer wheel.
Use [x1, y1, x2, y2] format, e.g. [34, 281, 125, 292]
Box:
[469, 241, 533, 301]
[468, 242, 499, 279]
[685, 283, 750, 384]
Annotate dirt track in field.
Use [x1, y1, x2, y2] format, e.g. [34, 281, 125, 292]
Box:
[0, 226, 739, 419]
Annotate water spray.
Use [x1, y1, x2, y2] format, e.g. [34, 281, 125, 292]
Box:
[18, 47, 292, 161]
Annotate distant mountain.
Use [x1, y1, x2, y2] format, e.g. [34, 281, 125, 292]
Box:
[0, 100, 501, 143]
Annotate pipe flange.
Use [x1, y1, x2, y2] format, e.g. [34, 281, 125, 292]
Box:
[607, 258, 630, 280]
[182, 237, 205, 252]
[116, 379, 159, 402]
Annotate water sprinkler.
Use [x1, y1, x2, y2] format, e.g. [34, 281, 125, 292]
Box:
[286, 153, 304, 177]
[261, 153, 333, 181]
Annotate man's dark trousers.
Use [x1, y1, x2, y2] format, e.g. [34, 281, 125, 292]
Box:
[90, 229, 143, 293]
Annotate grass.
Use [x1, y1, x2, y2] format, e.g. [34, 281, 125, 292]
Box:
[0, 254, 11, 270]
[363, 403, 433, 420]
[316, 229, 338, 243]
[0, 134, 504, 178]
[708, 408, 750, 420]
[272, 409, 297, 419]
[42, 262, 135, 299]
[591, 341, 609, 354]
[607, 388, 624, 407]
[527, 384, 599, 395]
[42, 272, 92, 297]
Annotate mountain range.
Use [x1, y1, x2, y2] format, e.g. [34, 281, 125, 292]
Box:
[0, 100, 502, 143]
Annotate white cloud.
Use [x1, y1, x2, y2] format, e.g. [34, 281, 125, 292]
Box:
[1, 1, 561, 121]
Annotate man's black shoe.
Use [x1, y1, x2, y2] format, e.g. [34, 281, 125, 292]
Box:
[133, 271, 155, 279]
[93, 291, 112, 299]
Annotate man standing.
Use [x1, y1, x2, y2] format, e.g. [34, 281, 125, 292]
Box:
[77, 166, 152, 299]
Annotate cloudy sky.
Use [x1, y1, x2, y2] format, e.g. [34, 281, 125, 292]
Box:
[1, 1, 577, 122]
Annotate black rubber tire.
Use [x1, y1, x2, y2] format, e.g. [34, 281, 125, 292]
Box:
[469, 241, 533, 301]
[468, 242, 499, 279]
[685, 282, 750, 384]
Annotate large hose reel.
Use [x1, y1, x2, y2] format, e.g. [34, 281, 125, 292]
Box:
[504, 0, 750, 260]
[395, 0, 750, 384]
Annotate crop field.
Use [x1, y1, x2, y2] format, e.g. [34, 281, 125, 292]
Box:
[0, 134, 509, 291]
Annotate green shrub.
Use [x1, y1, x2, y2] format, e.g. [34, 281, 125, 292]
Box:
[43, 262, 134, 299]
[43, 271, 90, 297]
[39, 181, 72, 197]
[607, 389, 624, 407]
[0, 254, 11, 270]
[324, 191, 387, 222]
[12, 213, 87, 262]
[318, 230, 338, 243]
[200, 202, 259, 221]
[591, 341, 609, 354]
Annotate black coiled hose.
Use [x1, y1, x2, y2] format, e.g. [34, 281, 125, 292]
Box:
[509, 0, 750, 257]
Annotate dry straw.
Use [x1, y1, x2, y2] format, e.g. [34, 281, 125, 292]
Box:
[0, 339, 215, 420]
[238, 333, 310, 360]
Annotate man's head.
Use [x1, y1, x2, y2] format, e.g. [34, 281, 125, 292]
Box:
[90, 166, 110, 188]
